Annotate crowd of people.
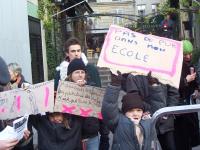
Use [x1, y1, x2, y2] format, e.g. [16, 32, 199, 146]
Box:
[0, 37, 200, 150]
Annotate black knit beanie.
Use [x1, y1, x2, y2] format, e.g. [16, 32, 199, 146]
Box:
[0, 56, 10, 86]
[121, 92, 144, 113]
[67, 58, 86, 75]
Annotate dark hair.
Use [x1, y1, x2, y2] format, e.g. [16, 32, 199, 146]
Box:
[64, 37, 81, 53]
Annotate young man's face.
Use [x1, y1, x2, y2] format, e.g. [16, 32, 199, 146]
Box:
[183, 53, 192, 62]
[71, 70, 86, 83]
[66, 44, 82, 62]
[125, 108, 143, 124]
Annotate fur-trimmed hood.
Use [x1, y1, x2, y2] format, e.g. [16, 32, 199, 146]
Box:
[56, 53, 88, 80]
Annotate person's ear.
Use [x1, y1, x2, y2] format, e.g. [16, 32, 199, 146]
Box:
[65, 52, 69, 57]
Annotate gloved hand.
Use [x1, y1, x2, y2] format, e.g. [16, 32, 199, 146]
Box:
[147, 71, 159, 86]
[111, 71, 122, 86]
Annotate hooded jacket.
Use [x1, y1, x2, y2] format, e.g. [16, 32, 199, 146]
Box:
[29, 114, 83, 150]
[102, 85, 161, 150]
[126, 74, 179, 134]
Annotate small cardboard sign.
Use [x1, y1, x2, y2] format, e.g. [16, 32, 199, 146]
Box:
[54, 81, 105, 119]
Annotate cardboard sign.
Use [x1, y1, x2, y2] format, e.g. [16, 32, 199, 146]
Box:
[0, 80, 54, 120]
[97, 25, 183, 88]
[54, 81, 105, 119]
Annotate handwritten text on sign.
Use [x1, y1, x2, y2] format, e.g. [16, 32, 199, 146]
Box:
[54, 81, 105, 119]
[0, 80, 54, 120]
[97, 25, 183, 88]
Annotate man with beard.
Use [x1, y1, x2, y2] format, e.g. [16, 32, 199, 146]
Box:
[174, 40, 200, 150]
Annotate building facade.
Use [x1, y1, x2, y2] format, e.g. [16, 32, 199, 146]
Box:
[86, 0, 136, 57]
[28, 0, 48, 83]
[0, 0, 47, 83]
[88, 0, 136, 32]
[135, 0, 161, 16]
[0, 0, 32, 82]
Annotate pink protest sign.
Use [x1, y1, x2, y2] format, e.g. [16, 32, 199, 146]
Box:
[97, 25, 183, 88]
[0, 80, 54, 120]
[54, 81, 105, 119]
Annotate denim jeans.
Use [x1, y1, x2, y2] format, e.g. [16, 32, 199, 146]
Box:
[85, 136, 99, 150]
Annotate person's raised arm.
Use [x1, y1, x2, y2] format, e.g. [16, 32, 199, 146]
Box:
[101, 72, 122, 132]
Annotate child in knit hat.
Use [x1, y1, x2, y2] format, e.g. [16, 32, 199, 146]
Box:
[121, 92, 145, 125]
[102, 72, 161, 150]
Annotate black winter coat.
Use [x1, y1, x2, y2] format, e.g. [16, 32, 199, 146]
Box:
[29, 114, 83, 150]
[174, 61, 200, 148]
[179, 62, 198, 103]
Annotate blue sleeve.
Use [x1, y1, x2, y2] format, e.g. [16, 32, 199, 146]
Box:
[102, 85, 121, 132]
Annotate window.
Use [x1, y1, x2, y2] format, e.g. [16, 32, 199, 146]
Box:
[151, 4, 157, 14]
[137, 5, 145, 16]
[113, 9, 124, 25]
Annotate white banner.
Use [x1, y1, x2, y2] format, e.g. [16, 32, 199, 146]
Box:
[97, 25, 183, 88]
[0, 80, 54, 120]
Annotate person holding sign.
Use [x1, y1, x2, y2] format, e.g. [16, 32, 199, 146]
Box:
[54, 37, 109, 150]
[66, 58, 109, 150]
[102, 72, 161, 150]
[0, 56, 30, 150]
[0, 56, 19, 150]
[5, 63, 34, 150]
[29, 87, 83, 150]
[174, 40, 200, 150]
[29, 109, 83, 149]
[29, 58, 102, 150]
[126, 72, 179, 150]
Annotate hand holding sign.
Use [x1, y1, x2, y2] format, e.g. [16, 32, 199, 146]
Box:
[147, 71, 159, 86]
[111, 71, 123, 86]
[0, 139, 19, 150]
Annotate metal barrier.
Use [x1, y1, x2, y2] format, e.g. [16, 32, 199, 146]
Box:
[151, 104, 200, 150]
